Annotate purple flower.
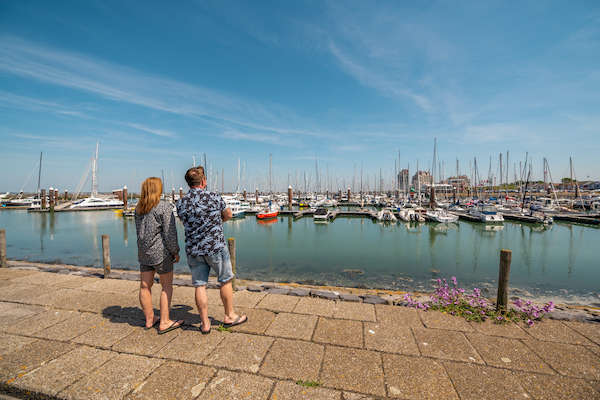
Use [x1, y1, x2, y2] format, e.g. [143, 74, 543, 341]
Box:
[527, 319, 534, 327]
[451, 276, 457, 286]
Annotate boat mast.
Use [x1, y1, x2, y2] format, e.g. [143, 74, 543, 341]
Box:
[37, 152, 42, 196]
[269, 153, 272, 197]
[417, 159, 421, 207]
[91, 142, 99, 198]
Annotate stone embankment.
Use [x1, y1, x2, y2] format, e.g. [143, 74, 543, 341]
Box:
[1, 262, 599, 399]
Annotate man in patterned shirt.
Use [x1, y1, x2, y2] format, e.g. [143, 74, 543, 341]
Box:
[177, 166, 247, 334]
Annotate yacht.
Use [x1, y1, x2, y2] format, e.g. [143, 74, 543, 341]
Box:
[468, 205, 504, 223]
[425, 209, 459, 223]
[313, 207, 330, 222]
[69, 142, 123, 210]
[224, 198, 246, 218]
[70, 197, 124, 209]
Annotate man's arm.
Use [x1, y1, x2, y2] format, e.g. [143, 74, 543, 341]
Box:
[221, 207, 233, 222]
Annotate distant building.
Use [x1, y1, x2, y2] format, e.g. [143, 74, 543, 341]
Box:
[398, 169, 410, 191]
[447, 175, 470, 191]
[412, 171, 432, 188]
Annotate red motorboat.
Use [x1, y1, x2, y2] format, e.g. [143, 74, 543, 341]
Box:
[256, 202, 279, 219]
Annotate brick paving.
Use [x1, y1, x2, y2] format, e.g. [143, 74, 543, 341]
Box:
[0, 268, 599, 399]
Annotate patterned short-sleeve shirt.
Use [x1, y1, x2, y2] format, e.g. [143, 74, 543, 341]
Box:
[176, 188, 227, 257]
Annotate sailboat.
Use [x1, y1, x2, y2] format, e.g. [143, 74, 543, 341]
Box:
[70, 142, 123, 209]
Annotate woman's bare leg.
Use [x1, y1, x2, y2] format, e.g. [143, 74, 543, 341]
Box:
[139, 270, 157, 328]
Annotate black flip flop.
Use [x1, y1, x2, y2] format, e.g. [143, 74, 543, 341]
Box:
[144, 317, 160, 330]
[158, 320, 184, 335]
[200, 323, 211, 335]
[222, 315, 248, 328]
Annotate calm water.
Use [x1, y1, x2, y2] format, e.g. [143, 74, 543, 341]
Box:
[1, 209, 599, 301]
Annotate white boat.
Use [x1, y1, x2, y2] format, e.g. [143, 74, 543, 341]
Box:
[5, 196, 37, 207]
[313, 207, 330, 222]
[468, 206, 504, 223]
[70, 197, 124, 209]
[530, 197, 558, 213]
[0, 192, 9, 200]
[425, 209, 459, 223]
[70, 143, 123, 210]
[225, 199, 246, 218]
[376, 208, 397, 222]
[398, 208, 425, 222]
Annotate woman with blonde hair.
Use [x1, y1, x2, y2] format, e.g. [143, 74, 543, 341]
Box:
[135, 177, 183, 334]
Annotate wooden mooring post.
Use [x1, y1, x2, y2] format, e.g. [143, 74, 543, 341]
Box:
[41, 188, 46, 210]
[122, 186, 128, 210]
[102, 234, 111, 278]
[496, 249, 512, 311]
[287, 185, 293, 210]
[0, 229, 6, 268]
[227, 237, 236, 290]
[49, 187, 55, 212]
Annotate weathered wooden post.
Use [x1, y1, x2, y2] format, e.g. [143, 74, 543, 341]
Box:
[243, 189, 247, 201]
[179, 187, 184, 201]
[64, 190, 69, 201]
[227, 237, 236, 290]
[430, 186, 436, 209]
[496, 249, 512, 311]
[41, 189, 46, 209]
[102, 234, 111, 278]
[255, 189, 259, 204]
[49, 187, 55, 212]
[54, 189, 59, 203]
[0, 229, 6, 268]
[347, 187, 351, 202]
[171, 188, 175, 202]
[122, 186, 128, 210]
[288, 185, 293, 210]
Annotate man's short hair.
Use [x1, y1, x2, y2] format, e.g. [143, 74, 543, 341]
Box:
[185, 166, 205, 187]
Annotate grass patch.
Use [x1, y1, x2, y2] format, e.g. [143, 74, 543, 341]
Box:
[216, 325, 231, 333]
[296, 380, 321, 387]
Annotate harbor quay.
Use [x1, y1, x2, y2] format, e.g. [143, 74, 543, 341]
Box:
[0, 262, 599, 400]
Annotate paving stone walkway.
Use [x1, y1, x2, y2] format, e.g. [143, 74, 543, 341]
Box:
[0, 267, 599, 399]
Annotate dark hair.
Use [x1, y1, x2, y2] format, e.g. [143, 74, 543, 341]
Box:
[185, 166, 205, 187]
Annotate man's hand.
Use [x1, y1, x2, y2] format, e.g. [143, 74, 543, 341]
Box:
[222, 207, 233, 222]
[173, 254, 180, 263]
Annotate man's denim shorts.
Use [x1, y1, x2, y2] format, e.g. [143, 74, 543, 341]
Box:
[187, 247, 235, 287]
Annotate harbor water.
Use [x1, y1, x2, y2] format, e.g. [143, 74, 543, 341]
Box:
[1, 209, 599, 304]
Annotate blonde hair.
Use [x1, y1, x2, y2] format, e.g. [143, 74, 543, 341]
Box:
[136, 177, 162, 215]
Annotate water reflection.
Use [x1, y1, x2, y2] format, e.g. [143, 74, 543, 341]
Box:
[1, 210, 598, 297]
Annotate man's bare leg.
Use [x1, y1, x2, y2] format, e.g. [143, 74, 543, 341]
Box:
[220, 280, 243, 324]
[195, 286, 210, 331]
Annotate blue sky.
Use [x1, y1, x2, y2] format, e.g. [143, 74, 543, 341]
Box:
[1, 0, 599, 193]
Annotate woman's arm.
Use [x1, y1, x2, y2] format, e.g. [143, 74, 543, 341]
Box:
[161, 203, 180, 260]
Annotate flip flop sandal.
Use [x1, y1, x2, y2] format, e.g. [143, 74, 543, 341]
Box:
[158, 320, 184, 335]
[144, 317, 160, 330]
[200, 324, 211, 335]
[222, 315, 248, 328]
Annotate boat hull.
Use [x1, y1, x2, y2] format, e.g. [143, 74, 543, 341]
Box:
[257, 211, 279, 219]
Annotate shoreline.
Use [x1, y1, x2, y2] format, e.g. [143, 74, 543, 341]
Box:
[5, 259, 600, 323]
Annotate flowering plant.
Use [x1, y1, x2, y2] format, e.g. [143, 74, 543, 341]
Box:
[403, 277, 554, 326]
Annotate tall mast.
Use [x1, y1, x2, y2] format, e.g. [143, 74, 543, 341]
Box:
[417, 159, 421, 206]
[203, 153, 207, 173]
[91, 141, 99, 197]
[37, 152, 42, 195]
[269, 153, 272, 196]
[432, 137, 437, 185]
[569, 156, 574, 193]
[221, 168, 224, 193]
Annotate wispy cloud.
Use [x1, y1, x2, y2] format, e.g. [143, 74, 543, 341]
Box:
[220, 130, 295, 146]
[0, 36, 324, 143]
[328, 41, 432, 112]
[126, 123, 176, 138]
[0, 90, 89, 118]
